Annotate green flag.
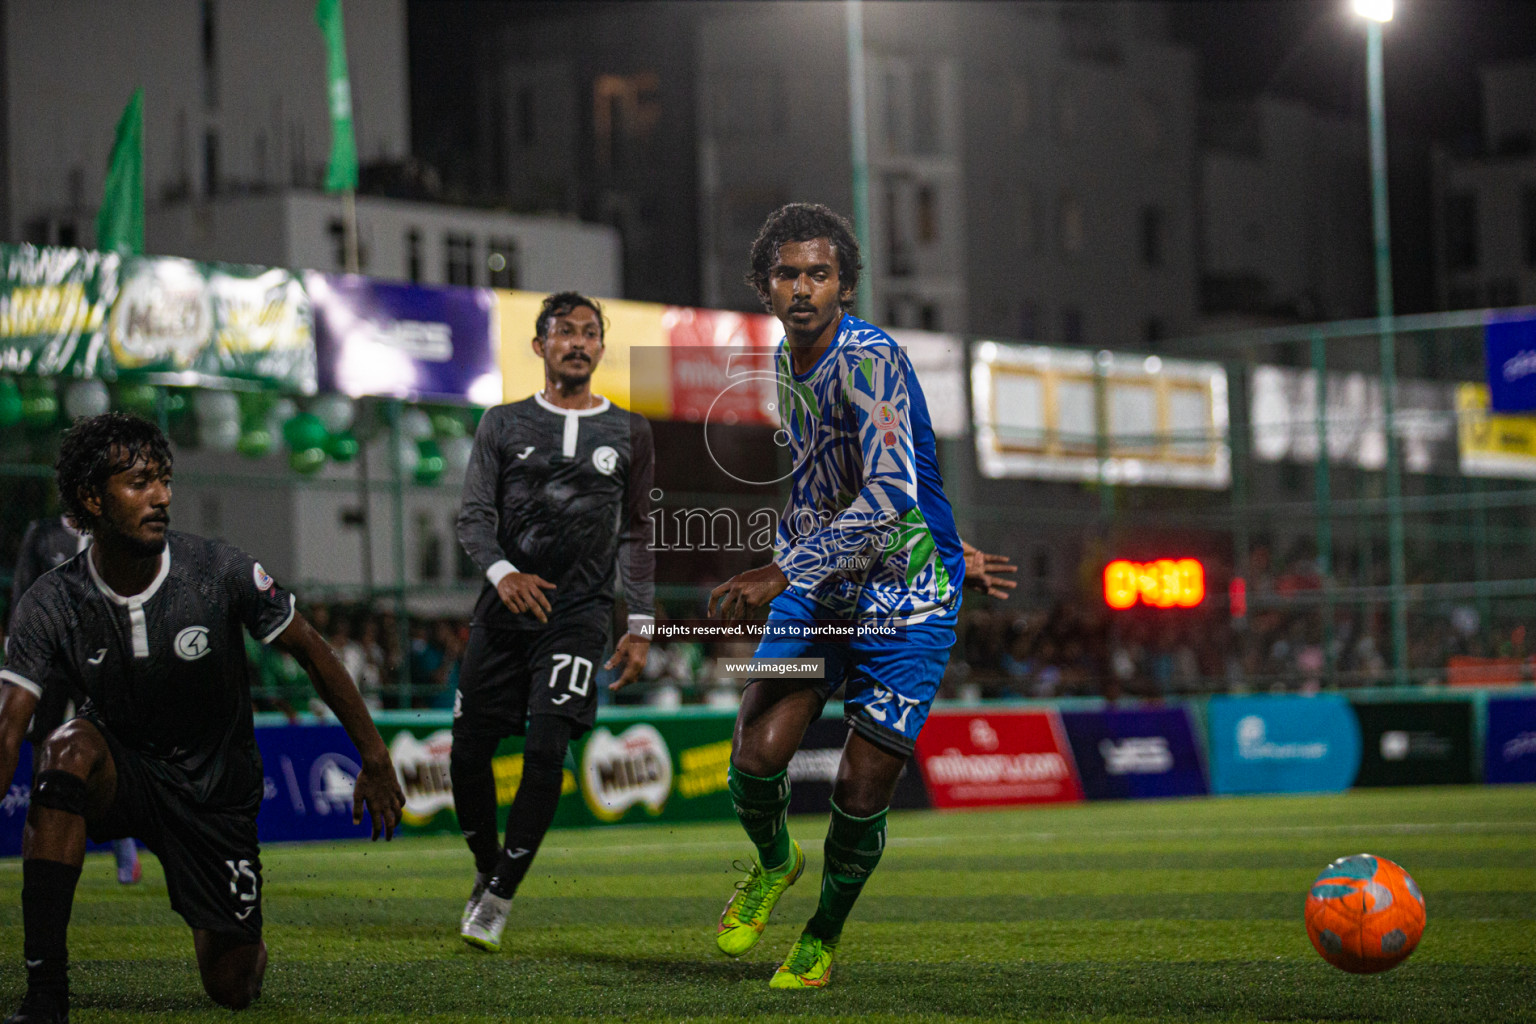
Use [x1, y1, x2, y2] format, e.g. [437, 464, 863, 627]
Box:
[96, 89, 144, 255]
[315, 0, 358, 193]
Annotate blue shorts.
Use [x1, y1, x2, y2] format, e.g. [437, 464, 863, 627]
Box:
[751, 590, 955, 757]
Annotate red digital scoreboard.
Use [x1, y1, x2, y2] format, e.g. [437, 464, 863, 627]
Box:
[1103, 558, 1206, 609]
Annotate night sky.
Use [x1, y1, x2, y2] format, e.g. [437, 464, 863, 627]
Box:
[1169, 0, 1536, 148]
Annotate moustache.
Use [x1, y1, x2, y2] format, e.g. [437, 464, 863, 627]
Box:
[142, 513, 169, 525]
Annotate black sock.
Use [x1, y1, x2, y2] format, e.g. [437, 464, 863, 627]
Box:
[487, 715, 572, 900]
[22, 858, 82, 999]
[449, 730, 504, 876]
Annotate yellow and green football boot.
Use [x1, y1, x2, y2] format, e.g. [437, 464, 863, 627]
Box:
[715, 840, 805, 957]
[769, 932, 835, 989]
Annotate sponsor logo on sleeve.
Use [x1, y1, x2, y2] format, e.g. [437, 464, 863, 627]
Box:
[253, 563, 275, 592]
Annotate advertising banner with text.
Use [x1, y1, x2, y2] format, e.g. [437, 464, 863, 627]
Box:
[1485, 696, 1536, 785]
[311, 273, 498, 404]
[1059, 706, 1208, 800]
[0, 243, 118, 377]
[787, 716, 931, 815]
[102, 257, 316, 391]
[1349, 700, 1475, 787]
[1207, 695, 1361, 794]
[914, 710, 1083, 809]
[378, 710, 736, 834]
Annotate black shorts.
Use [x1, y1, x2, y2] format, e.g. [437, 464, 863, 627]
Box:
[452, 615, 611, 742]
[85, 721, 263, 943]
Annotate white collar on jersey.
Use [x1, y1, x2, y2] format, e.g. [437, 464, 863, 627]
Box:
[534, 391, 610, 417]
[86, 545, 171, 608]
[85, 545, 170, 659]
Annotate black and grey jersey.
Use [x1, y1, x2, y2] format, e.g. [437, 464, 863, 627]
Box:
[0, 531, 296, 812]
[456, 393, 655, 632]
[10, 516, 88, 612]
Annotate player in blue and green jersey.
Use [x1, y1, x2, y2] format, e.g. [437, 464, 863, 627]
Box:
[708, 203, 1015, 989]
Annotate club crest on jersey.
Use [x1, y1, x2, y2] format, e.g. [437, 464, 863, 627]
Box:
[592, 445, 619, 476]
[253, 563, 275, 592]
[174, 625, 212, 661]
[874, 402, 898, 429]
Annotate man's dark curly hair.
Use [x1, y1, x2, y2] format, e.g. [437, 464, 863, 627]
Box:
[56, 412, 173, 533]
[745, 203, 862, 312]
[535, 291, 606, 343]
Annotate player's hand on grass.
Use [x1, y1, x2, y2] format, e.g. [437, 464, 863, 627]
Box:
[605, 634, 651, 691]
[709, 563, 790, 623]
[962, 540, 1018, 600]
[496, 572, 556, 623]
[353, 755, 406, 841]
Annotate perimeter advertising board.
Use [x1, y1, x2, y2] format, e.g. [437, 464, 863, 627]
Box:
[1059, 707, 1208, 800]
[1485, 696, 1536, 784]
[1207, 696, 1361, 794]
[310, 273, 499, 404]
[787, 716, 931, 814]
[913, 710, 1082, 809]
[0, 244, 118, 377]
[378, 711, 736, 833]
[256, 723, 374, 842]
[1349, 700, 1474, 787]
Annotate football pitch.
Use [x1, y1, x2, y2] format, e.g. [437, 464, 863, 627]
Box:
[1, 785, 1533, 1023]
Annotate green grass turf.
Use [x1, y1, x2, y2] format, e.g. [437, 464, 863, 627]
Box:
[1, 785, 1534, 1023]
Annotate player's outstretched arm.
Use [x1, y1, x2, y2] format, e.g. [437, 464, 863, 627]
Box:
[0, 683, 39, 798]
[272, 613, 405, 840]
[962, 540, 1019, 600]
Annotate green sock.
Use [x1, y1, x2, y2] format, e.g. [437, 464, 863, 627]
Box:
[728, 764, 793, 871]
[805, 800, 887, 945]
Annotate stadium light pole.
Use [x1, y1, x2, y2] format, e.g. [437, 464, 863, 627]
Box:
[1354, 0, 1409, 686]
[846, 0, 874, 322]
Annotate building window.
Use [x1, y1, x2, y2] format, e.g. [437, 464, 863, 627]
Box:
[1020, 300, 1042, 341]
[1058, 193, 1085, 256]
[416, 512, 441, 582]
[1144, 317, 1166, 346]
[328, 219, 346, 269]
[445, 233, 475, 286]
[517, 86, 536, 146]
[487, 237, 518, 288]
[1062, 306, 1084, 345]
[201, 0, 218, 109]
[1140, 205, 1164, 267]
[1447, 284, 1479, 311]
[1444, 191, 1478, 271]
[406, 228, 422, 282]
[1488, 278, 1520, 308]
[916, 185, 938, 244]
[1009, 72, 1031, 133]
[1523, 185, 1536, 267]
[203, 130, 219, 197]
[593, 72, 660, 172]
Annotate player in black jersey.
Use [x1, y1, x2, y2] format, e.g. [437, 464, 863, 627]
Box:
[0, 413, 405, 1023]
[9, 515, 142, 884]
[453, 291, 655, 951]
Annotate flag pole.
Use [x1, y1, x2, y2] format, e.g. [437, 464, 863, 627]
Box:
[343, 188, 359, 274]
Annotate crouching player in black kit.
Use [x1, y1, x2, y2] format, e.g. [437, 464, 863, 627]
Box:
[453, 291, 654, 951]
[0, 413, 405, 1023]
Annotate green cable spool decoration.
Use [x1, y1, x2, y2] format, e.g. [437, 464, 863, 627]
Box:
[115, 382, 159, 418]
[289, 447, 327, 475]
[19, 379, 57, 430]
[281, 411, 330, 452]
[326, 431, 359, 463]
[0, 377, 23, 428]
[236, 426, 273, 459]
[414, 438, 444, 485]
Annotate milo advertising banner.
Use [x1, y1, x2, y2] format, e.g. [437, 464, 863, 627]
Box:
[378, 709, 736, 833]
[102, 256, 316, 391]
[0, 243, 119, 376]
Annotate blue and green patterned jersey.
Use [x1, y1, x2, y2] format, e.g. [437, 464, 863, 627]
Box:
[772, 314, 965, 627]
